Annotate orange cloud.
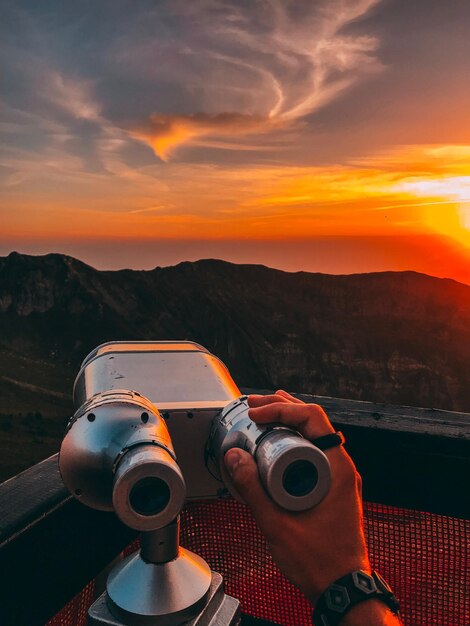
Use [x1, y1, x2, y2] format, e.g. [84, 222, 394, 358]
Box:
[131, 113, 273, 160]
[3, 142, 469, 249]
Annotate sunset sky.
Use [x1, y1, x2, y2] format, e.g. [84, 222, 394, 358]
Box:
[1, 0, 470, 283]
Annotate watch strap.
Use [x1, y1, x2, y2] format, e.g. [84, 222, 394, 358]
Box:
[310, 431, 345, 452]
[312, 570, 400, 626]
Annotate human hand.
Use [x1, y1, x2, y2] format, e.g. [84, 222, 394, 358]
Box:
[223, 390, 370, 603]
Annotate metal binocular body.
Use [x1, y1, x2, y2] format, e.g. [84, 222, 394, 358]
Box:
[60, 341, 332, 532]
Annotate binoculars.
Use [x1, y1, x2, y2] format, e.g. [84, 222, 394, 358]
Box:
[59, 342, 333, 625]
[60, 341, 332, 532]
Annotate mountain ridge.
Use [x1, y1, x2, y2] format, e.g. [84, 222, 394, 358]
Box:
[5, 250, 469, 288]
[0, 252, 469, 416]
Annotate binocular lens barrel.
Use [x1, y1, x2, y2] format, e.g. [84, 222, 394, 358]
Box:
[113, 444, 186, 531]
[213, 397, 331, 511]
[255, 430, 331, 511]
[59, 389, 187, 532]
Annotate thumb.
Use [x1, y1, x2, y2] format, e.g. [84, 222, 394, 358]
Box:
[224, 448, 281, 523]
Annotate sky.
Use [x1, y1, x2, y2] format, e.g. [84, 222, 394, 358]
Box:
[1, 0, 470, 283]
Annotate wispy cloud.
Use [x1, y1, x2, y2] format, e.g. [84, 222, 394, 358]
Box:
[128, 204, 171, 215]
[41, 71, 102, 122]
[0, 58, 143, 187]
[126, 0, 382, 159]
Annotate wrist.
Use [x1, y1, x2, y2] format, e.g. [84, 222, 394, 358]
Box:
[306, 557, 371, 604]
[312, 570, 400, 626]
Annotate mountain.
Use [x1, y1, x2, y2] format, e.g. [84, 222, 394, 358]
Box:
[1, 251, 469, 419]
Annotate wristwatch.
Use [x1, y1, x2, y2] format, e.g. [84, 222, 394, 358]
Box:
[312, 570, 400, 626]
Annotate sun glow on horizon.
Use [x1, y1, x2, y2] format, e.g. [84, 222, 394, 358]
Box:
[460, 205, 470, 231]
[3, 144, 470, 247]
[392, 174, 470, 246]
[3, 141, 470, 283]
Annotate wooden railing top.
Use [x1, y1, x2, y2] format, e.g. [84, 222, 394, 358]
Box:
[243, 390, 470, 439]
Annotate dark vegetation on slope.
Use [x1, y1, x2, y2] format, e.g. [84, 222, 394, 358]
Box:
[0, 251, 469, 479]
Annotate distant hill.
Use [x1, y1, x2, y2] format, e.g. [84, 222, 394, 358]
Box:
[1, 251, 469, 417]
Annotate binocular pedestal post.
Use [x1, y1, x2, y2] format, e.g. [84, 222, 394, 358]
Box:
[88, 518, 240, 626]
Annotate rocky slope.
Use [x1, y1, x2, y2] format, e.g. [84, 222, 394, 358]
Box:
[1, 251, 469, 419]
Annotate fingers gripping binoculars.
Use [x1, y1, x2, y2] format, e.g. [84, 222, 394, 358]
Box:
[59, 342, 332, 626]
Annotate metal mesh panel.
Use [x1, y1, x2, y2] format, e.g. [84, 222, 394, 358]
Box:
[46, 581, 95, 626]
[181, 499, 309, 625]
[364, 502, 470, 626]
[46, 500, 469, 626]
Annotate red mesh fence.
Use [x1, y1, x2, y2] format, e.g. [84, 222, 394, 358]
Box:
[47, 500, 470, 626]
[46, 580, 95, 626]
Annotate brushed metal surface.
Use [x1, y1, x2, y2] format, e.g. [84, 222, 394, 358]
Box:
[74, 342, 240, 409]
[256, 430, 331, 510]
[59, 390, 184, 523]
[89, 572, 240, 626]
[105, 548, 212, 626]
[71, 342, 240, 501]
[113, 445, 186, 531]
